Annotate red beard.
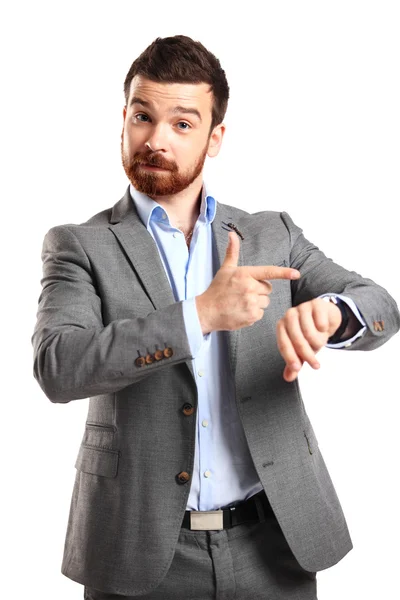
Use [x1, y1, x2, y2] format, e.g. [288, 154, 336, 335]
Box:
[121, 139, 208, 198]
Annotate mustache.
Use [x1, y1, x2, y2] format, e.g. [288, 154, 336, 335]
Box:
[132, 152, 177, 171]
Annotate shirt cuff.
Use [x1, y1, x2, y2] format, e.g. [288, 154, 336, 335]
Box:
[319, 293, 367, 349]
[182, 297, 210, 358]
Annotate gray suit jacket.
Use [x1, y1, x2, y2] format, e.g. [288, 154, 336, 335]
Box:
[32, 187, 400, 596]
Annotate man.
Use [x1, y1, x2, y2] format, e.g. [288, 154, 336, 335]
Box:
[32, 35, 400, 599]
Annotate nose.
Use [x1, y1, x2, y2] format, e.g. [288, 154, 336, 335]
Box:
[145, 140, 156, 152]
[144, 123, 169, 153]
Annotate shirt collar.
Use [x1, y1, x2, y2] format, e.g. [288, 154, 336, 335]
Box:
[129, 182, 216, 230]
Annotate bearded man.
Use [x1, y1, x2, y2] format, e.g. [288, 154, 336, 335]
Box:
[32, 34, 400, 600]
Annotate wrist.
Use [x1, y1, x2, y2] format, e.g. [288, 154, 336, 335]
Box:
[327, 297, 349, 343]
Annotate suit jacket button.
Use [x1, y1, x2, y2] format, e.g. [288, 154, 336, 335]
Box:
[163, 347, 173, 358]
[135, 356, 146, 367]
[177, 471, 190, 484]
[154, 350, 164, 361]
[145, 353, 154, 364]
[182, 403, 195, 416]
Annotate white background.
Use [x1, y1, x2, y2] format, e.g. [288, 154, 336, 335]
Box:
[1, 1, 399, 598]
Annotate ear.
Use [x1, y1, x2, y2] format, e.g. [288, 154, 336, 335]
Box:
[207, 123, 226, 158]
[121, 106, 127, 139]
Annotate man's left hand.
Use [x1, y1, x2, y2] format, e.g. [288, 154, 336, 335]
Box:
[276, 298, 342, 382]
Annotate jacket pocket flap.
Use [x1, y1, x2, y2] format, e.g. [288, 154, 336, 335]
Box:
[75, 444, 119, 478]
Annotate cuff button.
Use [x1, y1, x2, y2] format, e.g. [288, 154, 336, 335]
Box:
[135, 356, 146, 368]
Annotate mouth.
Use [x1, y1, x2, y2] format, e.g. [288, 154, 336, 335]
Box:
[140, 164, 169, 172]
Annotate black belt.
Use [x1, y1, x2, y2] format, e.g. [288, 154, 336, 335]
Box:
[181, 490, 274, 531]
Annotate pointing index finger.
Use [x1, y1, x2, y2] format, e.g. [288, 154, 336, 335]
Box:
[247, 266, 301, 281]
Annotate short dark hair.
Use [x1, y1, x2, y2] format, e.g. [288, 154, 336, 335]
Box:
[124, 35, 230, 133]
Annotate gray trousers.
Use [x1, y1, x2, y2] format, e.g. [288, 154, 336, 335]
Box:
[83, 510, 318, 600]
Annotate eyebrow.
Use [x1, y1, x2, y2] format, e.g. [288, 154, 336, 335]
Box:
[129, 96, 202, 122]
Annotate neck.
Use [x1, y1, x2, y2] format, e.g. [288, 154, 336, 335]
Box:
[149, 174, 203, 231]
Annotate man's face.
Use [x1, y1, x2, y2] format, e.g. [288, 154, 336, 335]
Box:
[121, 75, 224, 197]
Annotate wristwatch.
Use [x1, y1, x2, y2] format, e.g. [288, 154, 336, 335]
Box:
[326, 296, 349, 344]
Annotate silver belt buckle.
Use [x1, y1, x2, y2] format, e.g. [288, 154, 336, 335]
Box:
[190, 509, 224, 530]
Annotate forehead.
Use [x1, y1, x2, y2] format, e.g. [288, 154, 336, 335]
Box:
[128, 75, 213, 114]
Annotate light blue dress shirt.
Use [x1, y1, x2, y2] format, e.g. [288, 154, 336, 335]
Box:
[129, 182, 366, 511]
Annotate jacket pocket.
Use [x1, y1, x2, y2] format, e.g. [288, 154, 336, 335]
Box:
[75, 444, 119, 478]
[83, 422, 116, 450]
[85, 422, 116, 432]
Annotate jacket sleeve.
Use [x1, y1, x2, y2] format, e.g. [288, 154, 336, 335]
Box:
[32, 225, 194, 403]
[280, 211, 400, 351]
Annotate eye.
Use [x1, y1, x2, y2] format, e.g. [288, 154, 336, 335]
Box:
[177, 122, 191, 130]
[134, 113, 150, 122]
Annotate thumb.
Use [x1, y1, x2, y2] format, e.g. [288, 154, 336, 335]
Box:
[222, 231, 240, 268]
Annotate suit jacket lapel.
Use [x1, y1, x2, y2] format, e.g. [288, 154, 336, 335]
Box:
[109, 188, 176, 310]
[108, 187, 243, 382]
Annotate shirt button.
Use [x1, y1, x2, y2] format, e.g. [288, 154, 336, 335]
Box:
[204, 470, 211, 478]
[202, 419, 208, 427]
[198, 370, 205, 377]
[162, 214, 167, 220]
[173, 232, 178, 238]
